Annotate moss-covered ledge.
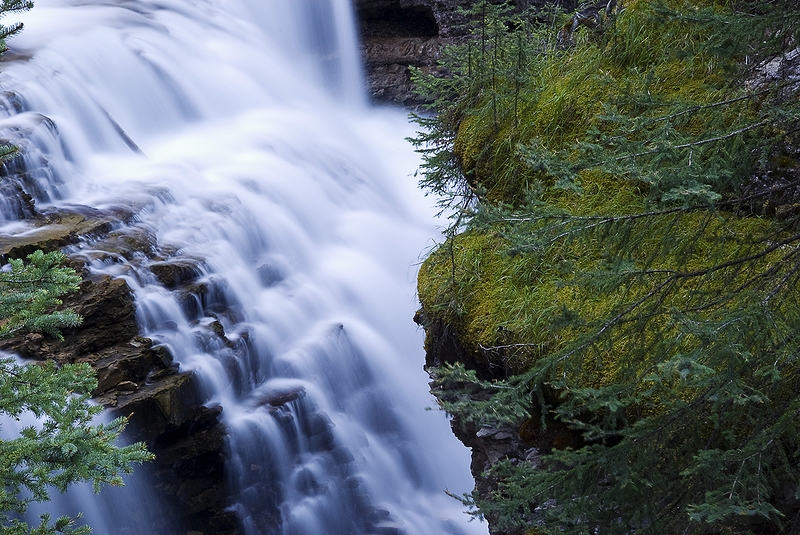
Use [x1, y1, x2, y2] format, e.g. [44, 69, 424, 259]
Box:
[411, 2, 800, 532]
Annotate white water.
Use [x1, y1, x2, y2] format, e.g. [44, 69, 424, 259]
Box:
[0, 0, 486, 534]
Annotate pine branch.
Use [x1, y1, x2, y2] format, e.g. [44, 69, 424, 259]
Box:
[612, 120, 770, 163]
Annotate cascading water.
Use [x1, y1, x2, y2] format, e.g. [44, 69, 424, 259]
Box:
[0, 0, 487, 534]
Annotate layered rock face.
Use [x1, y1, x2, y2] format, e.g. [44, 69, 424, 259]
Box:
[0, 194, 238, 534]
[418, 310, 550, 535]
[354, 0, 450, 107]
[354, 0, 577, 106]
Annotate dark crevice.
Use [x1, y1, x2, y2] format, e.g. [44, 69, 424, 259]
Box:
[357, 5, 439, 39]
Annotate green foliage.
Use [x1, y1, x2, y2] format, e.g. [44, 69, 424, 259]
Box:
[0, 359, 154, 535]
[0, 0, 31, 52]
[430, 210, 800, 532]
[0, 253, 153, 534]
[413, 1, 800, 533]
[411, 0, 800, 207]
[0, 251, 83, 341]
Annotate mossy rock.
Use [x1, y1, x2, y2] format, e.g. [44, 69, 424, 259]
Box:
[417, 1, 800, 532]
[418, 169, 787, 384]
[450, 0, 754, 205]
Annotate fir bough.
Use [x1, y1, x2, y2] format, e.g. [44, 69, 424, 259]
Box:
[0, 359, 154, 535]
[0, 253, 153, 534]
[0, 251, 83, 341]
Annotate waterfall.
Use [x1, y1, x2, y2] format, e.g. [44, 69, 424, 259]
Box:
[0, 0, 487, 533]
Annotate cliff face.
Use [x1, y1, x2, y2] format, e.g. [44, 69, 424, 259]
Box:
[409, 1, 800, 533]
[417, 308, 583, 535]
[353, 0, 577, 106]
[353, 0, 455, 107]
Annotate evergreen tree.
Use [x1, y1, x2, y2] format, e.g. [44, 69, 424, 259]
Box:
[0, 250, 82, 340]
[0, 251, 153, 535]
[413, 1, 800, 533]
[0, 0, 31, 53]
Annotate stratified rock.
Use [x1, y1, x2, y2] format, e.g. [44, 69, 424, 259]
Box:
[362, 36, 441, 105]
[0, 273, 138, 360]
[353, 0, 578, 106]
[89, 337, 172, 394]
[95, 225, 160, 261]
[355, 0, 448, 106]
[421, 310, 581, 535]
[254, 385, 305, 409]
[0, 210, 116, 260]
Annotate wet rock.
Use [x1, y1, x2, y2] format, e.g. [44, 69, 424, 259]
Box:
[254, 386, 305, 408]
[205, 320, 237, 348]
[256, 262, 284, 287]
[88, 339, 171, 394]
[150, 256, 205, 288]
[0, 113, 68, 209]
[116, 380, 139, 392]
[0, 273, 138, 361]
[0, 206, 239, 535]
[331, 446, 356, 465]
[0, 180, 36, 220]
[445, 414, 548, 534]
[154, 405, 225, 464]
[178, 277, 243, 324]
[147, 404, 229, 526]
[95, 225, 159, 261]
[0, 209, 117, 261]
[116, 372, 202, 440]
[109, 367, 234, 534]
[306, 412, 336, 452]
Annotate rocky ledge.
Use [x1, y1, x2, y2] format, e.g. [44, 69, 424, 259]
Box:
[417, 308, 582, 535]
[0, 202, 238, 535]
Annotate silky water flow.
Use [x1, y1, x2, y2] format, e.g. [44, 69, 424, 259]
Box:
[0, 0, 488, 534]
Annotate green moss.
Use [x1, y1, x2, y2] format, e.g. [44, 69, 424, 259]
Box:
[419, 0, 786, 381]
[451, 0, 755, 204]
[419, 167, 785, 382]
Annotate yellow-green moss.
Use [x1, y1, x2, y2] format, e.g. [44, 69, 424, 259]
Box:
[423, 2, 800, 531]
[418, 168, 784, 383]
[452, 0, 754, 203]
[419, 0, 785, 386]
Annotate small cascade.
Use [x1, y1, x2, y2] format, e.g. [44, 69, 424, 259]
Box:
[0, 0, 487, 533]
[0, 111, 72, 223]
